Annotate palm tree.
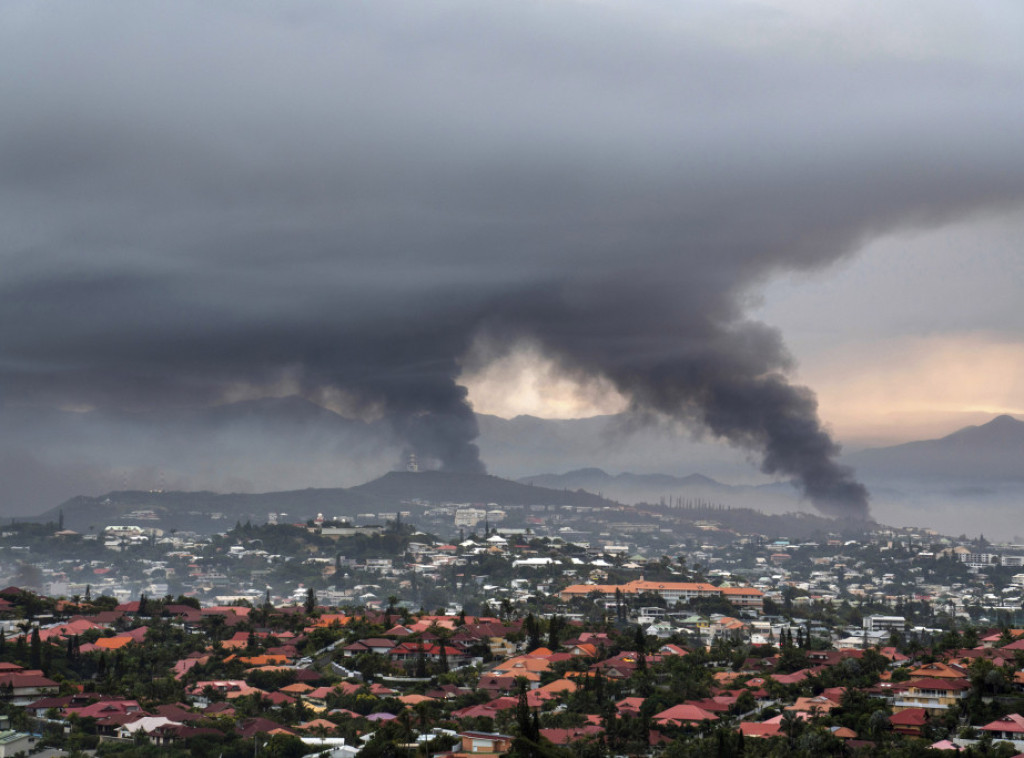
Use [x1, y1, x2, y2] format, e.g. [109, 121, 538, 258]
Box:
[781, 709, 803, 742]
[398, 709, 414, 744]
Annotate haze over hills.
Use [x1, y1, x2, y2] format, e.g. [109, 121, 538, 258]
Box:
[0, 397, 763, 516]
[38, 471, 619, 533]
[515, 416, 1024, 537]
[837, 414, 1024, 538]
[3, 398, 1022, 536]
[843, 414, 1024, 482]
[516, 468, 782, 510]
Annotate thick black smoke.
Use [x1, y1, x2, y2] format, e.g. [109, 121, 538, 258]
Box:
[2, 1, 1024, 516]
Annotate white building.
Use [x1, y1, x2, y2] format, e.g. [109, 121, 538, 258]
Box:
[863, 615, 906, 632]
[454, 508, 487, 528]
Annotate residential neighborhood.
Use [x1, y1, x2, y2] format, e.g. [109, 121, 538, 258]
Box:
[2, 500, 1024, 756]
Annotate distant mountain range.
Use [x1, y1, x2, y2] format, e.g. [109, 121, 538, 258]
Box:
[521, 468, 724, 491]
[516, 415, 1024, 516]
[520, 468, 741, 503]
[2, 396, 1021, 527]
[517, 467, 807, 513]
[844, 414, 1024, 482]
[515, 416, 1024, 537]
[0, 397, 756, 515]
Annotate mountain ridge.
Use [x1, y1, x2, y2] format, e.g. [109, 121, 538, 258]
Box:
[35, 469, 621, 533]
[844, 413, 1024, 482]
[5, 398, 1022, 522]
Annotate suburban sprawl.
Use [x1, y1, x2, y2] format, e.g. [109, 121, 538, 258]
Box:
[3, 484, 1024, 758]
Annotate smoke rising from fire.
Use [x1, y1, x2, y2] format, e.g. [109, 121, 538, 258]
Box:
[2, 1, 1024, 516]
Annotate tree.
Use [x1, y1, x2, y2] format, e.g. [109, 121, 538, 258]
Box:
[733, 689, 756, 716]
[30, 628, 42, 670]
[260, 733, 309, 758]
[525, 614, 542, 652]
[415, 640, 427, 678]
[547, 615, 563, 650]
[512, 680, 541, 755]
[305, 587, 317, 615]
[634, 625, 648, 655]
[438, 637, 450, 673]
[781, 709, 804, 742]
[866, 709, 891, 741]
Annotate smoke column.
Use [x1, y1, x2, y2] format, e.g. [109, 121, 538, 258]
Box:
[2, 1, 1023, 516]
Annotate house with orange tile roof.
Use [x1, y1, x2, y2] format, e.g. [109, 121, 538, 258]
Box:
[38, 618, 100, 642]
[308, 613, 351, 629]
[399, 693, 436, 706]
[93, 636, 134, 651]
[540, 725, 604, 745]
[187, 680, 263, 704]
[232, 654, 291, 667]
[489, 654, 553, 681]
[907, 661, 967, 679]
[652, 703, 719, 726]
[568, 642, 599, 657]
[537, 679, 577, 696]
[739, 721, 781, 738]
[454, 731, 514, 757]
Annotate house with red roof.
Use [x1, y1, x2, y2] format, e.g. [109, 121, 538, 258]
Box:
[892, 678, 970, 714]
[540, 725, 604, 745]
[66, 699, 144, 721]
[452, 697, 519, 721]
[981, 713, 1024, 742]
[235, 717, 293, 739]
[907, 661, 967, 680]
[0, 669, 60, 705]
[769, 669, 812, 685]
[38, 618, 99, 642]
[454, 731, 514, 757]
[616, 697, 645, 717]
[343, 638, 396, 656]
[739, 721, 781, 738]
[889, 707, 929, 736]
[652, 703, 719, 726]
[786, 694, 841, 714]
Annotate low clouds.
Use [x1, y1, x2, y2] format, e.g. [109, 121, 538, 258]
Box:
[2, 1, 1024, 516]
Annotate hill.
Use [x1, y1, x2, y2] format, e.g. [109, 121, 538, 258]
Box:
[517, 467, 810, 514]
[0, 400, 760, 517]
[846, 414, 1024, 482]
[349, 471, 616, 509]
[521, 468, 724, 492]
[36, 470, 620, 533]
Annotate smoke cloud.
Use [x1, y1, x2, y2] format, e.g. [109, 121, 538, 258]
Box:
[3, 1, 1024, 517]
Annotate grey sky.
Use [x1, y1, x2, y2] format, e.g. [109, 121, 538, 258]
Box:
[2, 1, 1024, 515]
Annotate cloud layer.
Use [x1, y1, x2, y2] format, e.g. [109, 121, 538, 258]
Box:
[3, 1, 1024, 516]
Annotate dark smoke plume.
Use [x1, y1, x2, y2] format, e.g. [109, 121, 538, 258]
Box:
[2, 1, 1024, 517]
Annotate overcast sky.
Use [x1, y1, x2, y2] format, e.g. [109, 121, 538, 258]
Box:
[2, 1, 1024, 510]
[467, 205, 1024, 444]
